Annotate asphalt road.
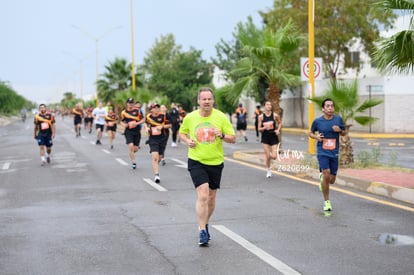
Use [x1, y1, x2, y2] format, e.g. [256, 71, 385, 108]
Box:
[0, 118, 413, 275]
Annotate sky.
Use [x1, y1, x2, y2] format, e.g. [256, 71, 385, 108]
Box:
[1, 0, 273, 104]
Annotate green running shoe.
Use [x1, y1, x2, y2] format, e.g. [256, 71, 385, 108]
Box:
[323, 200, 332, 211]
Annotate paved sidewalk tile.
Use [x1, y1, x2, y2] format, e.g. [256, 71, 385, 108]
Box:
[341, 168, 414, 189]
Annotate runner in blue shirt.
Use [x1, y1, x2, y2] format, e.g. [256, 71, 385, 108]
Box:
[309, 98, 345, 212]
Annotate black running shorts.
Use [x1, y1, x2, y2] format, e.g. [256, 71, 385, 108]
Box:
[187, 158, 224, 189]
[125, 131, 141, 146]
[149, 136, 166, 155]
[261, 131, 279, 146]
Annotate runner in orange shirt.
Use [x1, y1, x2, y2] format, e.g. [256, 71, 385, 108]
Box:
[84, 105, 94, 134]
[120, 98, 145, 169]
[34, 104, 56, 166]
[145, 103, 171, 183]
[72, 103, 84, 137]
[105, 108, 118, 149]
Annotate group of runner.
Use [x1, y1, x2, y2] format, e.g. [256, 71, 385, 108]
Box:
[33, 90, 344, 247]
[66, 99, 187, 183]
[233, 98, 344, 214]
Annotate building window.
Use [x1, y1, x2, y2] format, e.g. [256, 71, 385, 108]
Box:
[345, 51, 360, 67]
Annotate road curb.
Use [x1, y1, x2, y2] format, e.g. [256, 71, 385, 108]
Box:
[233, 150, 414, 205]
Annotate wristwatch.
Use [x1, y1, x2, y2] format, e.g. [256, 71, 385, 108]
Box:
[220, 133, 225, 139]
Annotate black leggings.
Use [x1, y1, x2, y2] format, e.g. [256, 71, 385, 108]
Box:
[255, 122, 259, 137]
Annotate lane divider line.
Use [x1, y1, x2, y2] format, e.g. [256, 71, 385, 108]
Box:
[170, 158, 187, 168]
[115, 158, 129, 166]
[213, 225, 300, 275]
[143, 178, 167, 192]
[2, 162, 10, 170]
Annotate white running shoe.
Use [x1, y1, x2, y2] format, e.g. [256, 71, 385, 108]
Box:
[171, 142, 177, 147]
[154, 175, 161, 183]
[266, 170, 272, 178]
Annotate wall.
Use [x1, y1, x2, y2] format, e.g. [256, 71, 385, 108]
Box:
[277, 76, 414, 133]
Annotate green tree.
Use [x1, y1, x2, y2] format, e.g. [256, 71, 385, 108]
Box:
[215, 85, 238, 121]
[261, 0, 397, 79]
[142, 33, 212, 111]
[0, 81, 32, 115]
[97, 57, 142, 104]
[143, 34, 182, 95]
[310, 80, 383, 165]
[212, 38, 243, 82]
[371, 0, 414, 74]
[212, 19, 269, 105]
[229, 19, 303, 117]
[60, 92, 77, 110]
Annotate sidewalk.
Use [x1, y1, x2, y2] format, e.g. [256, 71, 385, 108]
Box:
[233, 149, 414, 206]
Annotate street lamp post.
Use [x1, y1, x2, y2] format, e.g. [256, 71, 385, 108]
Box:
[62, 51, 92, 101]
[130, 0, 136, 94]
[71, 25, 122, 105]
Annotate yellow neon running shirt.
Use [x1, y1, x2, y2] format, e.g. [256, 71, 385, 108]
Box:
[180, 108, 234, 165]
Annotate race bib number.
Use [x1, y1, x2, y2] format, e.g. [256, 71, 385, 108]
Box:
[41, 122, 49, 130]
[322, 138, 336, 150]
[128, 121, 136, 129]
[263, 121, 274, 130]
[151, 127, 161, 136]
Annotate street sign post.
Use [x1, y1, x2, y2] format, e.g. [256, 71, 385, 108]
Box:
[301, 57, 323, 81]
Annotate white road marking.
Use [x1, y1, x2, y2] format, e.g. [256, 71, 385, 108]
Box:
[116, 158, 129, 166]
[0, 169, 16, 174]
[143, 178, 168, 192]
[2, 162, 10, 170]
[102, 149, 110, 154]
[213, 225, 301, 275]
[90, 141, 95, 145]
[170, 158, 187, 168]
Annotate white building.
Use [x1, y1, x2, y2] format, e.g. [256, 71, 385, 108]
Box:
[281, 15, 414, 133]
[212, 15, 414, 133]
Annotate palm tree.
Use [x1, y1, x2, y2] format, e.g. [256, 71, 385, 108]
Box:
[60, 92, 77, 110]
[372, 0, 414, 74]
[311, 80, 383, 165]
[229, 20, 303, 118]
[96, 57, 142, 104]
